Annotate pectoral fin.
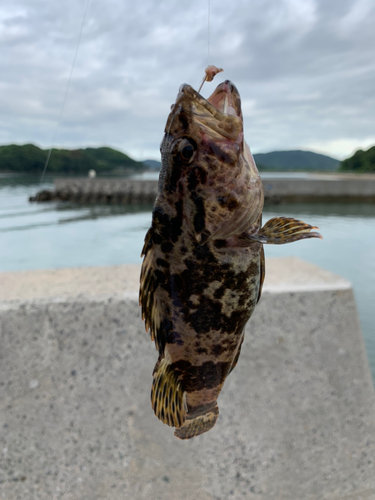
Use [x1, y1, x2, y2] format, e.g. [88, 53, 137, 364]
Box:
[247, 217, 322, 245]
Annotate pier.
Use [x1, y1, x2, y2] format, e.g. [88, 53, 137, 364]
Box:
[1, 258, 375, 499]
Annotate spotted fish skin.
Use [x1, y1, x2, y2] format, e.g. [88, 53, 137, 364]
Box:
[140, 81, 321, 439]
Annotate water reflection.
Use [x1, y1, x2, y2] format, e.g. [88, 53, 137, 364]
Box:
[57, 203, 154, 224]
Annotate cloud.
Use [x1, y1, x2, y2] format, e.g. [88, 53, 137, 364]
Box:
[0, 0, 374, 161]
[304, 137, 375, 159]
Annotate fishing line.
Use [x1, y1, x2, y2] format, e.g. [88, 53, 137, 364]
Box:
[37, 0, 91, 199]
[198, 0, 213, 93]
[207, 0, 211, 66]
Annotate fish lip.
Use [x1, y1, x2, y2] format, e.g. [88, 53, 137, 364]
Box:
[172, 82, 243, 142]
[177, 81, 242, 121]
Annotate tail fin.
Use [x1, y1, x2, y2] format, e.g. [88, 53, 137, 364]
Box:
[174, 404, 219, 440]
[151, 357, 187, 428]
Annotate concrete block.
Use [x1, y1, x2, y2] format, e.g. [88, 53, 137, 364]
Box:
[0, 258, 374, 499]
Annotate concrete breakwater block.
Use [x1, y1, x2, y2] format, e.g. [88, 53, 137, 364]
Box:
[29, 174, 375, 205]
[0, 258, 375, 499]
[29, 179, 158, 204]
[262, 173, 375, 203]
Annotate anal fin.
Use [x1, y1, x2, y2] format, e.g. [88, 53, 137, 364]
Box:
[228, 337, 244, 376]
[151, 357, 187, 428]
[174, 404, 219, 440]
[247, 217, 322, 244]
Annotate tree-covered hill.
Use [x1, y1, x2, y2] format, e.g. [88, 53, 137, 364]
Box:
[142, 149, 340, 173]
[253, 150, 339, 171]
[142, 159, 162, 170]
[340, 146, 375, 172]
[0, 144, 144, 174]
[5, 143, 367, 175]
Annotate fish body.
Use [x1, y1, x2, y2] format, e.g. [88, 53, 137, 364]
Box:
[140, 80, 321, 439]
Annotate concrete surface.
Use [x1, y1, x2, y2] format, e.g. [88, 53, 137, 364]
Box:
[1, 258, 375, 500]
[30, 174, 375, 204]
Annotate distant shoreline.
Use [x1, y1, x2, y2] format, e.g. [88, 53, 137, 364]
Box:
[2, 170, 374, 176]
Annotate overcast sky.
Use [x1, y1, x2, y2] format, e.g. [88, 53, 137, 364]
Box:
[1, 0, 375, 161]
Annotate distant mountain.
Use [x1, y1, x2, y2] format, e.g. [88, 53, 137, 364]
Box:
[0, 144, 143, 174]
[141, 151, 340, 173]
[340, 145, 375, 172]
[142, 159, 161, 170]
[253, 150, 340, 171]
[1, 144, 343, 175]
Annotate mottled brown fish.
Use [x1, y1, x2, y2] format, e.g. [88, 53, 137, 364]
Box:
[140, 80, 321, 440]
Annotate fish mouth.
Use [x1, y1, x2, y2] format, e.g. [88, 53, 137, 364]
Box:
[206, 80, 243, 119]
[173, 81, 243, 142]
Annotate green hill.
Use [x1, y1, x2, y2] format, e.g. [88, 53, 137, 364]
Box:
[141, 150, 340, 173]
[0, 144, 143, 174]
[1, 144, 345, 174]
[144, 148, 375, 173]
[142, 159, 162, 170]
[253, 150, 339, 171]
[340, 146, 375, 172]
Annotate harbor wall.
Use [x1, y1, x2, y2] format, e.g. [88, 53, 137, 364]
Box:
[29, 173, 375, 204]
[262, 173, 375, 202]
[1, 258, 375, 499]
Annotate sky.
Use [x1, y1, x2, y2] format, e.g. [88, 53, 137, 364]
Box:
[1, 0, 375, 161]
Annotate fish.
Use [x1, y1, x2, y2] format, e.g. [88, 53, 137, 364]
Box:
[139, 80, 321, 440]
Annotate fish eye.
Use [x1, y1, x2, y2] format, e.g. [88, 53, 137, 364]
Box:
[181, 143, 194, 160]
[178, 137, 197, 163]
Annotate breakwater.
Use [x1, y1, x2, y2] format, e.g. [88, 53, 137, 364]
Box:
[29, 173, 375, 204]
[1, 258, 375, 499]
[30, 178, 157, 204]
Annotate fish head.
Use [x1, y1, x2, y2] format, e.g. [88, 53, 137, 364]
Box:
[159, 80, 263, 242]
[162, 80, 243, 170]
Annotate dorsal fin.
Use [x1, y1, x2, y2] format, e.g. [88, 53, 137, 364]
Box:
[139, 228, 167, 354]
[151, 357, 187, 428]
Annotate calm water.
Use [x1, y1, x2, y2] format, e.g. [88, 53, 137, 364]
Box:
[1, 173, 375, 380]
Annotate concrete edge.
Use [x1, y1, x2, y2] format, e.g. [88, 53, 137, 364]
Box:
[0, 282, 354, 311]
